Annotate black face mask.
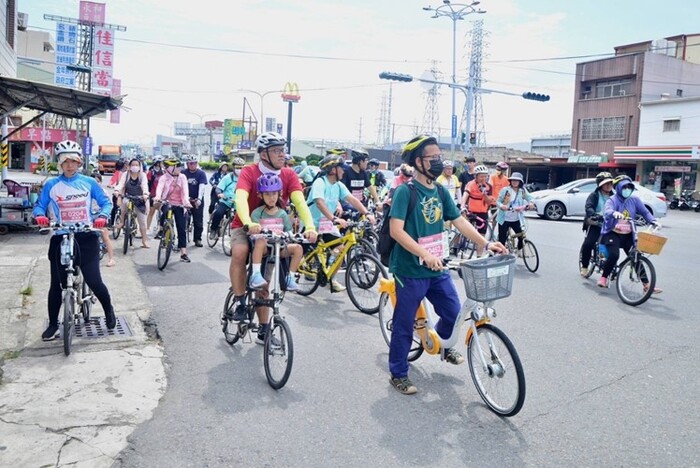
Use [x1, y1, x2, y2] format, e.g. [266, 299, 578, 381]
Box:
[427, 159, 443, 179]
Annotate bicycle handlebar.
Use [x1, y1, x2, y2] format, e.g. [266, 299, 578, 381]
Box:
[39, 222, 103, 235]
[250, 229, 307, 244]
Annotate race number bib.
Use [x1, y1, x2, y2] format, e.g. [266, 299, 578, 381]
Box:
[418, 231, 450, 261]
[350, 180, 365, 200]
[259, 217, 284, 234]
[318, 218, 339, 236]
[614, 220, 632, 235]
[58, 200, 90, 224]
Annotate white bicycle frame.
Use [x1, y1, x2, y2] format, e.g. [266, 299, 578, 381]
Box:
[419, 295, 499, 372]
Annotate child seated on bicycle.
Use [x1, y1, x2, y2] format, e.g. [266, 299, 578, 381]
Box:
[495, 172, 534, 256]
[599, 175, 661, 292]
[248, 174, 302, 292]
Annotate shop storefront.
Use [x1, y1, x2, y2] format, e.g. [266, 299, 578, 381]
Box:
[7, 127, 78, 172]
[614, 146, 699, 199]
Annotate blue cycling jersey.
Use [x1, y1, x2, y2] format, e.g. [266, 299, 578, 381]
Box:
[33, 173, 112, 231]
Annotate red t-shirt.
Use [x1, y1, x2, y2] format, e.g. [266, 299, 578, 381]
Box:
[231, 165, 303, 228]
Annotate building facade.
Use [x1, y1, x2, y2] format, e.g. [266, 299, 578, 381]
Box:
[0, 0, 17, 78]
[614, 96, 700, 198]
[571, 35, 700, 178]
[530, 135, 571, 158]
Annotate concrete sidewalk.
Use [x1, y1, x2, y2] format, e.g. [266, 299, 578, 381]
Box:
[0, 232, 166, 467]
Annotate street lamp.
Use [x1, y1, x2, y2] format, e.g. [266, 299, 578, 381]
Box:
[239, 89, 281, 134]
[422, 1, 485, 158]
[186, 111, 214, 158]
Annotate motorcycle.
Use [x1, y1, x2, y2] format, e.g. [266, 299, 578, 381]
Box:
[669, 190, 695, 210]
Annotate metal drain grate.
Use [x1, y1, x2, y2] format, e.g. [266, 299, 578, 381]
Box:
[76, 316, 132, 338]
[47, 316, 133, 339]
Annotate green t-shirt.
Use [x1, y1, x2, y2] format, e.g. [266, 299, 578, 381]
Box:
[388, 182, 460, 278]
[250, 206, 292, 232]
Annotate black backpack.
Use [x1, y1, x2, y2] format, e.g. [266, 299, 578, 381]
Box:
[378, 182, 448, 267]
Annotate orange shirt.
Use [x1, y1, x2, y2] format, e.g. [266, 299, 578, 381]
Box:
[466, 180, 493, 213]
[490, 174, 509, 200]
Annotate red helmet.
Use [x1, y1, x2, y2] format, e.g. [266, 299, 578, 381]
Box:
[496, 161, 509, 170]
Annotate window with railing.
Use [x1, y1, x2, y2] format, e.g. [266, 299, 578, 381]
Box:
[5, 0, 16, 48]
[580, 117, 626, 140]
[663, 119, 680, 132]
[595, 79, 632, 98]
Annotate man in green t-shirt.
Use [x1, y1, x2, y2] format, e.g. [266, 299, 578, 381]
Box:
[387, 135, 507, 395]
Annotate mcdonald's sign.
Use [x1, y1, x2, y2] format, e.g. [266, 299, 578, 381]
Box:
[281, 82, 301, 103]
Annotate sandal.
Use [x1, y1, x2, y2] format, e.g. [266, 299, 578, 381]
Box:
[106, 258, 116, 267]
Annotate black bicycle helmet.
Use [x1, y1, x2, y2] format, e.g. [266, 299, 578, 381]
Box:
[350, 149, 369, 164]
[368, 158, 380, 167]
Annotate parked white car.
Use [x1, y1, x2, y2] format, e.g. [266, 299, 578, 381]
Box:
[531, 178, 667, 221]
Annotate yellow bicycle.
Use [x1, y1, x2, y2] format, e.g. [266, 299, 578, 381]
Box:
[295, 219, 386, 314]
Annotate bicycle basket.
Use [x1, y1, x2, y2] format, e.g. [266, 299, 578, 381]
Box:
[636, 231, 667, 255]
[459, 254, 516, 301]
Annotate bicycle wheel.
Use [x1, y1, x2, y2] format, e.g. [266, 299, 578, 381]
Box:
[346, 253, 388, 315]
[295, 252, 321, 296]
[62, 294, 75, 356]
[122, 214, 132, 255]
[206, 218, 219, 248]
[363, 229, 380, 253]
[80, 280, 93, 322]
[467, 323, 525, 417]
[521, 239, 539, 273]
[578, 247, 596, 279]
[112, 207, 122, 239]
[221, 290, 240, 345]
[616, 254, 656, 306]
[157, 224, 173, 270]
[263, 316, 294, 390]
[222, 219, 232, 257]
[378, 292, 423, 361]
[346, 239, 376, 264]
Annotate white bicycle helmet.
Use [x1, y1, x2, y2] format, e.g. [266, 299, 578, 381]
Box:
[184, 154, 198, 163]
[443, 160, 454, 168]
[473, 164, 489, 175]
[55, 140, 83, 165]
[255, 132, 286, 152]
[231, 157, 245, 168]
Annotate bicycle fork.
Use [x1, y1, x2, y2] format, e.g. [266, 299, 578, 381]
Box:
[465, 306, 506, 378]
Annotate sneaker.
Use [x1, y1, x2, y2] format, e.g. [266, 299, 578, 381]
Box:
[597, 277, 609, 288]
[180, 254, 191, 263]
[41, 323, 59, 341]
[208, 230, 218, 240]
[331, 280, 346, 293]
[256, 330, 282, 348]
[580, 266, 589, 277]
[285, 274, 299, 292]
[231, 303, 247, 322]
[105, 307, 116, 330]
[390, 376, 417, 395]
[249, 272, 268, 289]
[255, 323, 269, 345]
[444, 348, 464, 365]
[154, 230, 163, 240]
[194, 240, 203, 247]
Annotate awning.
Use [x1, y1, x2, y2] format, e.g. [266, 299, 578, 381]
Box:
[614, 145, 699, 161]
[0, 76, 122, 142]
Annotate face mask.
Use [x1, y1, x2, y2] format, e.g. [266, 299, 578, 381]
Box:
[130, 166, 140, 173]
[427, 159, 443, 178]
[621, 188, 633, 198]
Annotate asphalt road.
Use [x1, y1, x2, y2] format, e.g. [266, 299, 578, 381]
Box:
[116, 208, 699, 467]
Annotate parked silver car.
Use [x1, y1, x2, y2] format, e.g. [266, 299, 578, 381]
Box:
[532, 178, 667, 221]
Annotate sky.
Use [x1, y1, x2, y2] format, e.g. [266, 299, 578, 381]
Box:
[18, 0, 700, 152]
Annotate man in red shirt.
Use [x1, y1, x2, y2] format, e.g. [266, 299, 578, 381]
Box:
[227, 132, 317, 343]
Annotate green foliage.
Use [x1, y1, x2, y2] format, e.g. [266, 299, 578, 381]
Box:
[306, 154, 322, 166]
[20, 286, 33, 296]
[199, 161, 220, 170]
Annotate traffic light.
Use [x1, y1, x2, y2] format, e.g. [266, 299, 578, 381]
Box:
[469, 132, 476, 144]
[460, 131, 466, 144]
[378, 72, 413, 82]
[522, 92, 551, 102]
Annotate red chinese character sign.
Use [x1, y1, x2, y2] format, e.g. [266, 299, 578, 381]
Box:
[110, 79, 121, 124]
[92, 26, 114, 94]
[79, 1, 106, 24]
